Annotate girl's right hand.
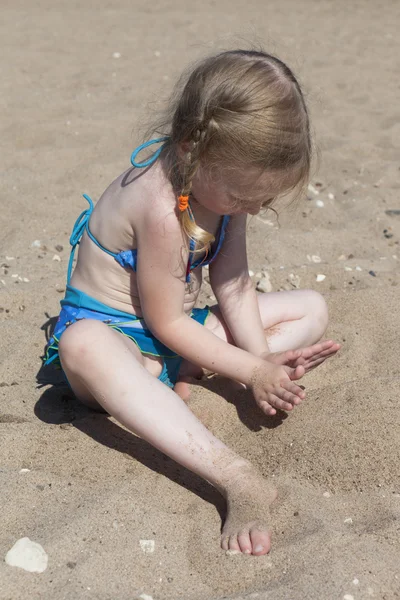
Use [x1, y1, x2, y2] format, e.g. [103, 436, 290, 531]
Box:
[249, 362, 306, 416]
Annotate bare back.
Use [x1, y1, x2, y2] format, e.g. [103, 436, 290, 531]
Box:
[70, 161, 221, 317]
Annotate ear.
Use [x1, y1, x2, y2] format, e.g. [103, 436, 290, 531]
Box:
[177, 141, 193, 162]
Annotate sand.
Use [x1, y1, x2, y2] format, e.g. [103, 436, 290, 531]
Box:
[1, 0, 400, 598]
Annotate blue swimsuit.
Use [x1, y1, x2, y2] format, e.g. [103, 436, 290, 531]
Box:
[45, 139, 230, 388]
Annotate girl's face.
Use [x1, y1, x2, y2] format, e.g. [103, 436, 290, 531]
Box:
[191, 164, 300, 216]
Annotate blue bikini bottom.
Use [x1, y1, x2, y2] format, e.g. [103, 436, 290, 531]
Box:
[44, 285, 210, 388]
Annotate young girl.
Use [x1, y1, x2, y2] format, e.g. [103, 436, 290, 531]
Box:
[45, 49, 340, 556]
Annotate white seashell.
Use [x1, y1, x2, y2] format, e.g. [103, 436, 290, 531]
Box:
[52, 254, 61, 262]
[316, 199, 325, 208]
[311, 255, 321, 263]
[31, 240, 42, 248]
[344, 517, 353, 524]
[316, 274, 326, 282]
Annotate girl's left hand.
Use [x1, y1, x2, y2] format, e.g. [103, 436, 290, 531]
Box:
[261, 339, 341, 379]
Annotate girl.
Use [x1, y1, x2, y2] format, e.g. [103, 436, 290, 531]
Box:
[45, 49, 340, 556]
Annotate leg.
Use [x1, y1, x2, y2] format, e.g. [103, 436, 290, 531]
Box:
[176, 289, 337, 396]
[59, 319, 275, 555]
[207, 289, 330, 352]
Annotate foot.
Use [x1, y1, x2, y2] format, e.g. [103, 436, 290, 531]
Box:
[221, 465, 277, 556]
[174, 360, 204, 401]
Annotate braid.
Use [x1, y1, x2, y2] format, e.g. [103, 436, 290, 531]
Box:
[178, 126, 215, 255]
[181, 130, 203, 196]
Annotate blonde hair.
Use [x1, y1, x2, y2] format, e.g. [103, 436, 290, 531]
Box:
[150, 49, 311, 253]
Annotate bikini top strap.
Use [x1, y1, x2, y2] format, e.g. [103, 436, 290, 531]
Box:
[207, 215, 231, 266]
[130, 137, 169, 168]
[67, 194, 94, 284]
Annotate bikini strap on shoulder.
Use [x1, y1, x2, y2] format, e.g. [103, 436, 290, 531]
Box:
[130, 137, 169, 168]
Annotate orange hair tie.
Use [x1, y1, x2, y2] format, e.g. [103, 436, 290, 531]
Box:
[178, 194, 189, 212]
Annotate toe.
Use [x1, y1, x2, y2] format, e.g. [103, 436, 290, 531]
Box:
[228, 534, 241, 552]
[237, 531, 252, 555]
[250, 526, 271, 556]
[221, 536, 230, 551]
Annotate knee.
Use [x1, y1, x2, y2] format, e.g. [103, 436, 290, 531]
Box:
[305, 290, 329, 337]
[58, 319, 105, 373]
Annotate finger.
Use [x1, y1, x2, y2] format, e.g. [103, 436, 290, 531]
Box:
[268, 394, 294, 412]
[258, 401, 277, 416]
[290, 365, 306, 380]
[279, 388, 304, 406]
[280, 380, 306, 399]
[300, 340, 336, 359]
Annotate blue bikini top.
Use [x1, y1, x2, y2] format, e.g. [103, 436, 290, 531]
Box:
[67, 138, 230, 284]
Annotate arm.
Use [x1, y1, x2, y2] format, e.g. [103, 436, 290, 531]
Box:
[209, 214, 270, 357]
[135, 201, 264, 385]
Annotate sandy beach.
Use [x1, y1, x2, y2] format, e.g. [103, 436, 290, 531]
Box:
[1, 0, 400, 598]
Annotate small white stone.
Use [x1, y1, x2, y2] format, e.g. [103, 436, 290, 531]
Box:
[0, 279, 6, 285]
[139, 594, 153, 600]
[154, 50, 161, 57]
[328, 193, 335, 200]
[353, 578, 359, 585]
[256, 272, 273, 293]
[316, 199, 325, 208]
[226, 549, 241, 556]
[139, 539, 155, 554]
[19, 468, 30, 473]
[343, 595, 354, 600]
[31, 240, 42, 248]
[322, 491, 331, 498]
[5, 537, 48, 573]
[308, 184, 319, 195]
[22, 277, 30, 283]
[344, 517, 353, 524]
[311, 255, 321, 263]
[52, 254, 61, 262]
[112, 52, 121, 58]
[355, 266, 362, 271]
[344, 266, 353, 271]
[316, 274, 326, 282]
[338, 254, 346, 260]
[5, 256, 15, 261]
[248, 270, 254, 277]
[11, 274, 18, 278]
